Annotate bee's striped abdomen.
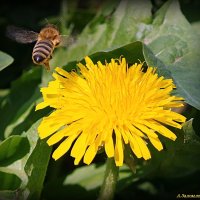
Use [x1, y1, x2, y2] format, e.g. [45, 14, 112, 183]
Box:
[32, 39, 53, 64]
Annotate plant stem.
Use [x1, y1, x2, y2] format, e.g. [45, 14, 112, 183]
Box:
[98, 158, 119, 200]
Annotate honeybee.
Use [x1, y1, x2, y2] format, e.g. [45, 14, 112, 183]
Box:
[6, 24, 72, 70]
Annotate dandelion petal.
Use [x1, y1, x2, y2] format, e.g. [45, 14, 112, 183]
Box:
[105, 137, 114, 158]
[84, 144, 97, 165]
[52, 134, 78, 160]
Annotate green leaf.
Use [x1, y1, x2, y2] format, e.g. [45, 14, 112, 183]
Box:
[62, 41, 144, 77]
[0, 171, 21, 190]
[10, 106, 51, 138]
[64, 164, 105, 190]
[143, 44, 172, 78]
[144, 1, 200, 109]
[42, 164, 105, 200]
[80, 41, 144, 66]
[23, 121, 52, 200]
[0, 67, 42, 139]
[0, 135, 30, 166]
[0, 51, 14, 71]
[42, 163, 134, 200]
[0, 121, 52, 200]
[192, 21, 200, 37]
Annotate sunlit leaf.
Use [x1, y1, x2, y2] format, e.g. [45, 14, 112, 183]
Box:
[144, 1, 200, 109]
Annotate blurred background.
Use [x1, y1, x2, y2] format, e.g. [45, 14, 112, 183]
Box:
[0, 0, 200, 199]
[0, 0, 200, 88]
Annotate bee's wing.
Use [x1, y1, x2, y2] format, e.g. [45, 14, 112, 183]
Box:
[6, 26, 38, 44]
[59, 35, 75, 47]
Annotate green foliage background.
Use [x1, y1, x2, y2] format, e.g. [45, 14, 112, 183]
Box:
[0, 0, 200, 199]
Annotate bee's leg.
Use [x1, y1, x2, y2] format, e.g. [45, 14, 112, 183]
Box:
[49, 55, 52, 60]
[43, 60, 50, 71]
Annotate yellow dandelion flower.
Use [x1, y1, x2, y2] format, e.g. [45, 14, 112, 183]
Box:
[36, 56, 186, 166]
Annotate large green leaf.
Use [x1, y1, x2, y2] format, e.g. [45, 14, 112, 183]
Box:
[143, 1, 200, 110]
[88, 41, 144, 64]
[0, 51, 14, 71]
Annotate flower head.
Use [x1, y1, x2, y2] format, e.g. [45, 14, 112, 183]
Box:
[36, 57, 186, 166]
